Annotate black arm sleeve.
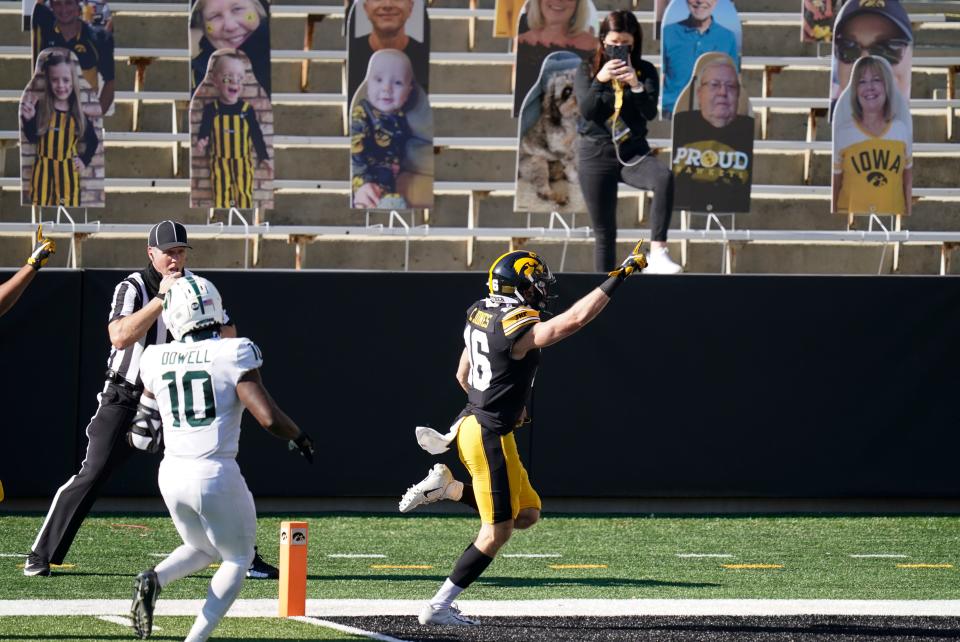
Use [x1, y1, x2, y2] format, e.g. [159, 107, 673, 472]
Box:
[244, 107, 269, 162]
[574, 62, 613, 123]
[77, 117, 99, 166]
[21, 113, 38, 143]
[197, 102, 215, 142]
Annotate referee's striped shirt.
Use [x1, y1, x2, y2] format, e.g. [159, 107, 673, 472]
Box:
[105, 269, 229, 386]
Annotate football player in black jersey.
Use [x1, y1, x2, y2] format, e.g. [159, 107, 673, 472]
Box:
[399, 244, 647, 626]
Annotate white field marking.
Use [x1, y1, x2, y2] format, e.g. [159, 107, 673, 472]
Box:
[5, 599, 960, 617]
[149, 553, 170, 558]
[96, 615, 162, 632]
[849, 554, 909, 559]
[676, 554, 734, 558]
[290, 615, 409, 642]
[326, 554, 387, 558]
[0, 554, 26, 558]
[502, 553, 562, 558]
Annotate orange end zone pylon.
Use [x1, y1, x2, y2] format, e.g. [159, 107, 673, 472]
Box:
[278, 521, 308, 617]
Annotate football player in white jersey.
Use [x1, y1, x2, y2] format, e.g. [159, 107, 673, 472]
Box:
[129, 275, 314, 641]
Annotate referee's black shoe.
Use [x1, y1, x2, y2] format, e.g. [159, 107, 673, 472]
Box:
[23, 552, 50, 577]
[246, 546, 279, 579]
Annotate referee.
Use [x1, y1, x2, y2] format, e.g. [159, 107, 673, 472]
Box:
[24, 220, 278, 579]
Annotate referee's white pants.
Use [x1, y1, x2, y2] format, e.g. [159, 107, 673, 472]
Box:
[155, 457, 257, 642]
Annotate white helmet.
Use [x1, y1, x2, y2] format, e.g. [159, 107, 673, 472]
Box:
[162, 275, 225, 341]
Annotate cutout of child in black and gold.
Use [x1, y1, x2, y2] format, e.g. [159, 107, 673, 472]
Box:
[195, 52, 269, 209]
[350, 49, 418, 210]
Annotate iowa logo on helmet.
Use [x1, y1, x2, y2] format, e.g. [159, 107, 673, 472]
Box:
[513, 256, 543, 280]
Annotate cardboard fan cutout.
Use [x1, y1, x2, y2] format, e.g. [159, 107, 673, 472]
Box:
[660, 0, 741, 117]
[20, 48, 104, 208]
[513, 0, 598, 116]
[347, 0, 429, 103]
[670, 52, 754, 213]
[515, 51, 585, 214]
[350, 48, 434, 210]
[831, 55, 912, 216]
[189, 49, 274, 210]
[191, 0, 271, 97]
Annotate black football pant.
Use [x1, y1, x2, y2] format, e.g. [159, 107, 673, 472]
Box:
[31, 382, 140, 564]
[577, 137, 674, 272]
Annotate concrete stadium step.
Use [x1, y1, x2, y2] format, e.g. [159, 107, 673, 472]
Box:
[719, 241, 945, 275]
[69, 144, 957, 186]
[731, 200, 960, 231]
[1, 57, 951, 107]
[18, 233, 949, 275]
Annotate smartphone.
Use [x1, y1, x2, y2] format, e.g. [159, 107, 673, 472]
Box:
[605, 44, 630, 64]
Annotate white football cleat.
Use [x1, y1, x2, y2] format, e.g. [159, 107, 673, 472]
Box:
[399, 463, 456, 513]
[418, 602, 480, 626]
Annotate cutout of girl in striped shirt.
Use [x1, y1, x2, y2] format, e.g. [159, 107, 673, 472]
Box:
[20, 50, 99, 207]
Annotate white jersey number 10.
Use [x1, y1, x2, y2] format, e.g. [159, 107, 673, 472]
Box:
[161, 370, 217, 428]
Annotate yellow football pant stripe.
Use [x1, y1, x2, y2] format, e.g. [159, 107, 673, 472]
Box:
[456, 415, 540, 525]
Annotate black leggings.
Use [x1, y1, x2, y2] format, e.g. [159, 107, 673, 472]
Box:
[577, 136, 674, 272]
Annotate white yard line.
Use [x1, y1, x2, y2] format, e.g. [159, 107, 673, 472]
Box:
[502, 553, 562, 558]
[97, 615, 131, 628]
[290, 615, 409, 642]
[327, 554, 387, 558]
[0, 554, 26, 558]
[676, 553, 735, 558]
[849, 554, 909, 558]
[96, 614, 162, 631]
[4, 599, 960, 617]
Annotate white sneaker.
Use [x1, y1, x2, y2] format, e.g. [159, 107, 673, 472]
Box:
[644, 246, 683, 274]
[399, 463, 456, 513]
[418, 602, 480, 626]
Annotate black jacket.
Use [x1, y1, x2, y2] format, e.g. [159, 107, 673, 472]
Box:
[574, 58, 659, 158]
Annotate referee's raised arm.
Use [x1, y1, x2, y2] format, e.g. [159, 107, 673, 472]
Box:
[108, 269, 180, 349]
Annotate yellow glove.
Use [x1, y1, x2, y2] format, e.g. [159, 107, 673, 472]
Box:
[608, 240, 647, 277]
[26, 224, 56, 271]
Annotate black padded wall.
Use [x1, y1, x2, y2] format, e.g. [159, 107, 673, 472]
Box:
[3, 270, 959, 499]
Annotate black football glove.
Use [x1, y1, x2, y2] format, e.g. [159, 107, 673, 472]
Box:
[608, 239, 647, 277]
[288, 431, 315, 464]
[26, 224, 56, 271]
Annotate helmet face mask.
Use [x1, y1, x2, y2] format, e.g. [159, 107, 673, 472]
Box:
[162, 276, 225, 341]
[488, 251, 556, 311]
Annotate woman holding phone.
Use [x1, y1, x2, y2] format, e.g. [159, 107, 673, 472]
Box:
[574, 10, 681, 274]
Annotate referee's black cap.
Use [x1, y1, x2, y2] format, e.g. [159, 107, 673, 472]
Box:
[148, 220, 192, 250]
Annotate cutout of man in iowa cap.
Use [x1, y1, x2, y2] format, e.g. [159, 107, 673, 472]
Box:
[831, 0, 913, 104]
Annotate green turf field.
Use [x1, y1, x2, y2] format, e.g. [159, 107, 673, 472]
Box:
[0, 616, 365, 641]
[2, 512, 959, 601]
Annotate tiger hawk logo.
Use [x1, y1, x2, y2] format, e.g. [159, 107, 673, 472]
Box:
[513, 256, 545, 281]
